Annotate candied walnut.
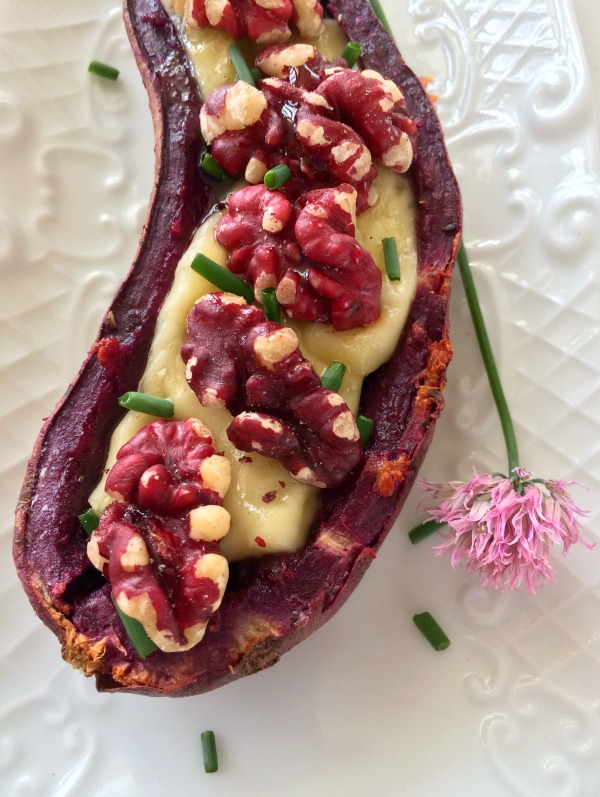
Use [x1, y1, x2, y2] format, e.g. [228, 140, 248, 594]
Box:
[88, 503, 229, 653]
[217, 183, 294, 279]
[181, 293, 362, 487]
[184, 0, 324, 43]
[88, 418, 232, 652]
[182, 292, 265, 408]
[294, 108, 374, 184]
[215, 184, 327, 320]
[215, 183, 381, 329]
[185, 0, 293, 44]
[204, 72, 377, 210]
[256, 44, 346, 90]
[200, 82, 270, 145]
[255, 43, 318, 78]
[291, 0, 323, 38]
[105, 417, 231, 513]
[294, 184, 381, 330]
[315, 68, 415, 173]
[202, 62, 417, 210]
[203, 82, 285, 180]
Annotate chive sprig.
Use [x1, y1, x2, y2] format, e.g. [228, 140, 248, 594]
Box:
[264, 164, 291, 190]
[201, 730, 219, 773]
[383, 237, 401, 281]
[199, 152, 226, 180]
[262, 287, 281, 323]
[341, 41, 362, 68]
[118, 392, 174, 418]
[191, 253, 254, 303]
[78, 508, 100, 537]
[321, 361, 347, 392]
[112, 597, 158, 658]
[229, 44, 255, 86]
[88, 60, 119, 81]
[413, 611, 450, 651]
[409, 519, 445, 545]
[356, 415, 374, 448]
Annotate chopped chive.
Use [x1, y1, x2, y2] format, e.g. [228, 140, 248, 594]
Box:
[118, 391, 174, 418]
[321, 361, 346, 392]
[264, 164, 291, 190]
[88, 60, 119, 81]
[111, 597, 158, 658]
[250, 67, 263, 84]
[408, 519, 446, 544]
[262, 287, 281, 323]
[191, 253, 254, 303]
[356, 415, 374, 448]
[228, 43, 255, 86]
[201, 730, 219, 774]
[368, 0, 394, 36]
[78, 508, 100, 537]
[199, 152, 226, 180]
[383, 237, 401, 281]
[413, 611, 450, 651]
[341, 41, 362, 68]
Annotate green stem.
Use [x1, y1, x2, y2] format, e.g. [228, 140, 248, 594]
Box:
[457, 242, 519, 473]
[368, 0, 393, 35]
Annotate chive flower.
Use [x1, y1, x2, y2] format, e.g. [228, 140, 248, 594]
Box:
[415, 244, 591, 593]
[367, 0, 591, 593]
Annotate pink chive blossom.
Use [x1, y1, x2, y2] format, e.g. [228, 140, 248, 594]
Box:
[421, 468, 591, 594]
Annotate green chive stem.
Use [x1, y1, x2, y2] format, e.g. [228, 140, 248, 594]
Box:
[356, 415, 374, 449]
[264, 164, 291, 190]
[191, 253, 255, 304]
[112, 597, 158, 658]
[88, 61, 119, 81]
[368, 0, 394, 36]
[199, 152, 226, 180]
[383, 237, 401, 281]
[118, 392, 174, 419]
[408, 519, 445, 545]
[457, 242, 519, 473]
[228, 44, 255, 86]
[341, 41, 362, 68]
[201, 730, 219, 774]
[321, 361, 347, 392]
[250, 67, 263, 84]
[78, 508, 100, 537]
[262, 287, 281, 323]
[413, 611, 450, 651]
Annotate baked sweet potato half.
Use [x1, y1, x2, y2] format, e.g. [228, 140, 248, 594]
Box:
[13, 0, 461, 695]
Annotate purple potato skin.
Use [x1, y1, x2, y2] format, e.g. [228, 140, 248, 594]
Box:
[13, 0, 461, 695]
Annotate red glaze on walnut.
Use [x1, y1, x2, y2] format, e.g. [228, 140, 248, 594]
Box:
[181, 292, 362, 487]
[202, 64, 392, 212]
[88, 418, 231, 652]
[105, 417, 227, 513]
[185, 0, 324, 43]
[202, 48, 415, 329]
[215, 182, 381, 328]
[293, 184, 381, 329]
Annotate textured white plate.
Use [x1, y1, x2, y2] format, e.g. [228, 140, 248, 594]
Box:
[2, 1, 600, 795]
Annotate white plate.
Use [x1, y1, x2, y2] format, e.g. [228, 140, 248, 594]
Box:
[1, 1, 600, 795]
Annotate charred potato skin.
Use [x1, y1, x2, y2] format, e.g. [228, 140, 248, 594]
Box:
[13, 0, 461, 696]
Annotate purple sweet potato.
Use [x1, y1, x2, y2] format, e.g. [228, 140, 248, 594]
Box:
[13, 0, 461, 695]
